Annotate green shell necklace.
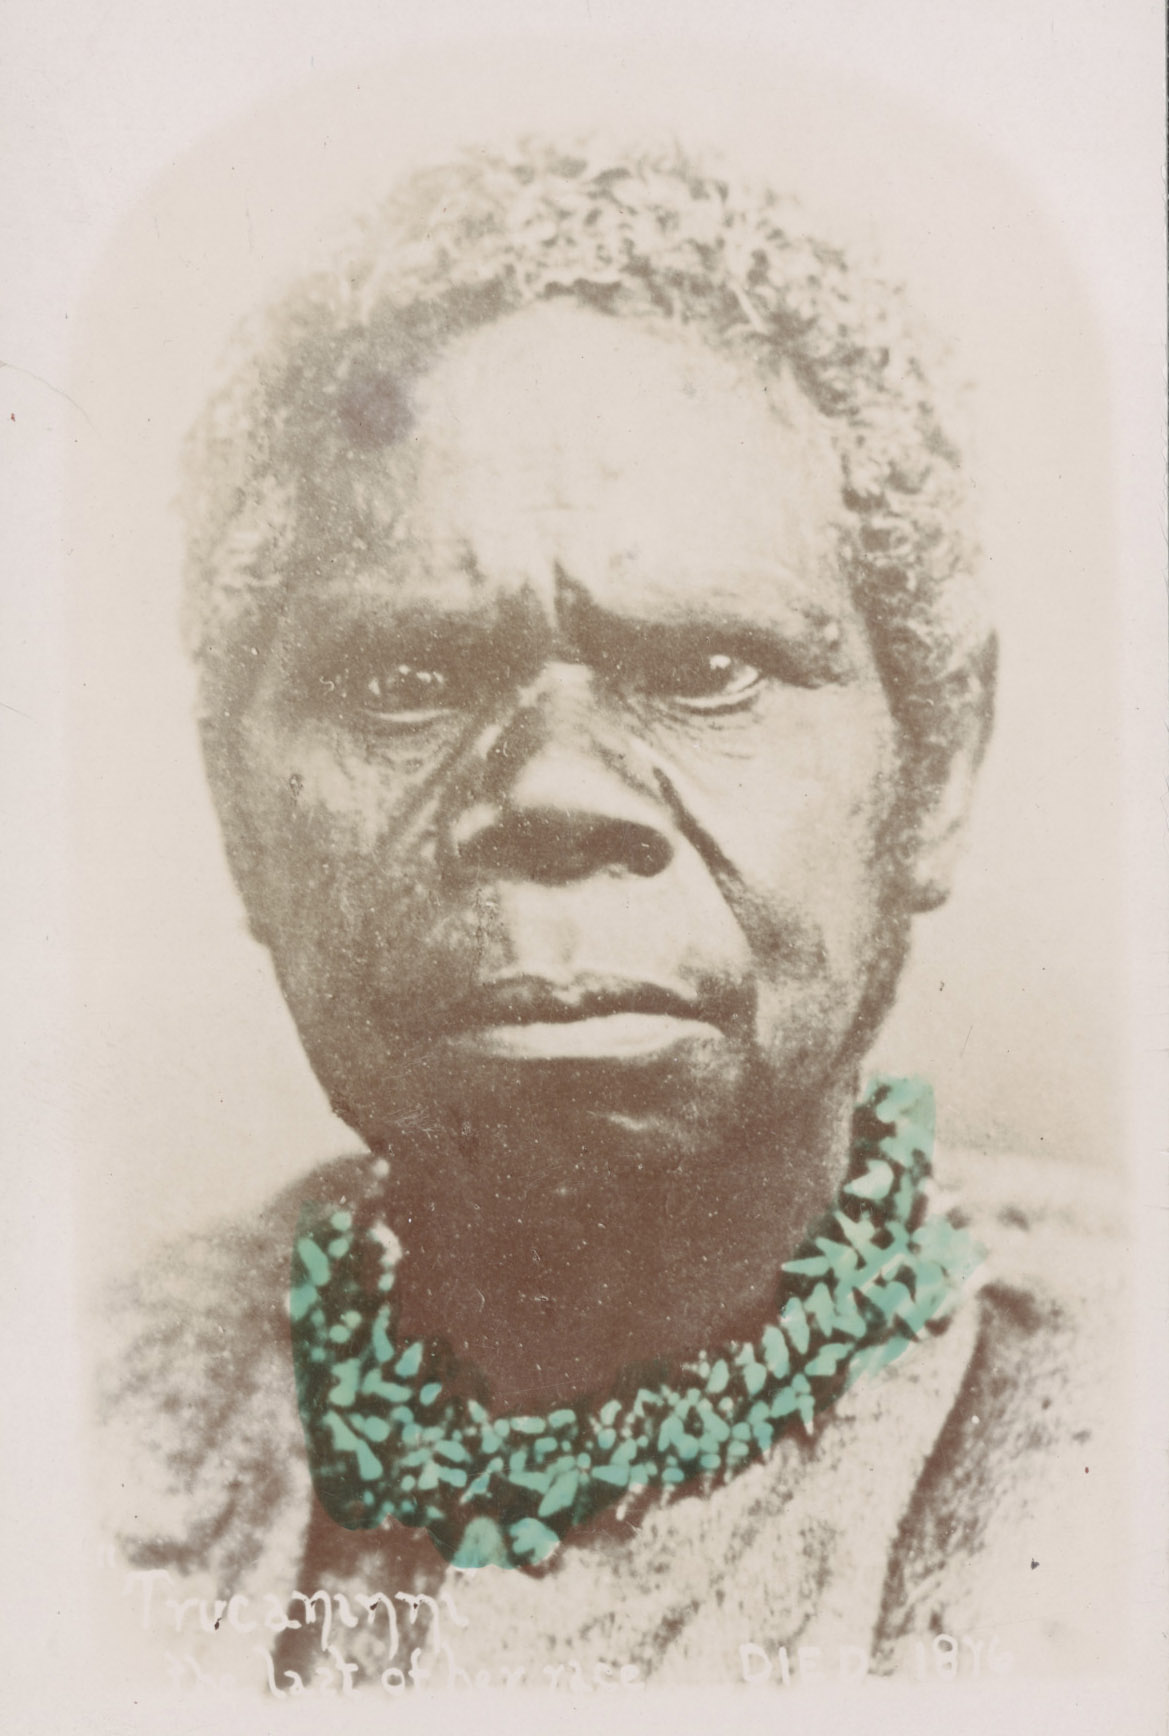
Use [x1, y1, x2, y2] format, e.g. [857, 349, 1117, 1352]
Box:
[290, 1076, 982, 1571]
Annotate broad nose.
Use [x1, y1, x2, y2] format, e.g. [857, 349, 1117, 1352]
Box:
[441, 665, 674, 885]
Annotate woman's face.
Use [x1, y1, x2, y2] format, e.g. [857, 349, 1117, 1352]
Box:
[220, 302, 905, 1247]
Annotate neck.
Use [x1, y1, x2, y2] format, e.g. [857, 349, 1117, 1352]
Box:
[376, 1077, 857, 1412]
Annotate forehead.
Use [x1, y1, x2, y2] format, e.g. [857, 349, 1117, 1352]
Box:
[309, 301, 850, 629]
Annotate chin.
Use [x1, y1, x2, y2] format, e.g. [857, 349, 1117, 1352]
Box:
[337, 1035, 759, 1174]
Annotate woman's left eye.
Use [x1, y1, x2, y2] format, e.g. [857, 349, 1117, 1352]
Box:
[649, 651, 765, 711]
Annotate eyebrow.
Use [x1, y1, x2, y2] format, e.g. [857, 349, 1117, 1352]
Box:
[552, 569, 851, 664]
[284, 578, 529, 653]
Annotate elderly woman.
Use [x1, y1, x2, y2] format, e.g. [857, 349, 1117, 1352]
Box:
[100, 140, 1121, 1694]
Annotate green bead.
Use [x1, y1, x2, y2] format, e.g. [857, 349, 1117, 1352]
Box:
[780, 1297, 810, 1354]
[509, 1519, 560, 1565]
[295, 1237, 331, 1287]
[705, 1359, 729, 1395]
[761, 1324, 790, 1378]
[354, 1441, 383, 1481]
[830, 1291, 867, 1337]
[326, 1359, 360, 1407]
[537, 1471, 579, 1517]
[395, 1342, 423, 1378]
[835, 1212, 877, 1251]
[452, 1517, 509, 1569]
[805, 1343, 848, 1378]
[781, 1255, 830, 1277]
[806, 1283, 835, 1333]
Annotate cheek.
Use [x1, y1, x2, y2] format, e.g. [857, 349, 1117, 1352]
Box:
[671, 691, 900, 960]
[233, 718, 440, 972]
[261, 725, 438, 850]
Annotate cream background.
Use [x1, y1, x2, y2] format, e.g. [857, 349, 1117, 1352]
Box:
[2, 5, 1165, 1732]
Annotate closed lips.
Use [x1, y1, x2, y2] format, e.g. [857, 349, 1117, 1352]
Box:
[445, 975, 703, 1029]
[431, 976, 733, 1062]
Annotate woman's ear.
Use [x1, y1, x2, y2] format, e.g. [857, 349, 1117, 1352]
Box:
[902, 637, 997, 913]
[904, 739, 985, 912]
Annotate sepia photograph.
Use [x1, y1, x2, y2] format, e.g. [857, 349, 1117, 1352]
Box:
[2, 6, 1165, 1731]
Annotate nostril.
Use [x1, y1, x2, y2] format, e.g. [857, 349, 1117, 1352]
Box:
[598, 820, 672, 879]
[448, 811, 673, 884]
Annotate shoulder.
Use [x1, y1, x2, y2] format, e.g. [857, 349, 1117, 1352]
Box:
[878, 1148, 1129, 1675]
[94, 1155, 370, 1587]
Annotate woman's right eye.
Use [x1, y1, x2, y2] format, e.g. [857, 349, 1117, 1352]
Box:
[321, 662, 458, 727]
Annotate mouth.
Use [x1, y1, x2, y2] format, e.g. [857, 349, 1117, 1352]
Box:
[433, 974, 730, 1063]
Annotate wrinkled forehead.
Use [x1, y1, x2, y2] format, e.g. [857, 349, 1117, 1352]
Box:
[310, 301, 850, 630]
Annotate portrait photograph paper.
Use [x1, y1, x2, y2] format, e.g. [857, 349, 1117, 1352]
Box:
[2, 4, 1166, 1732]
